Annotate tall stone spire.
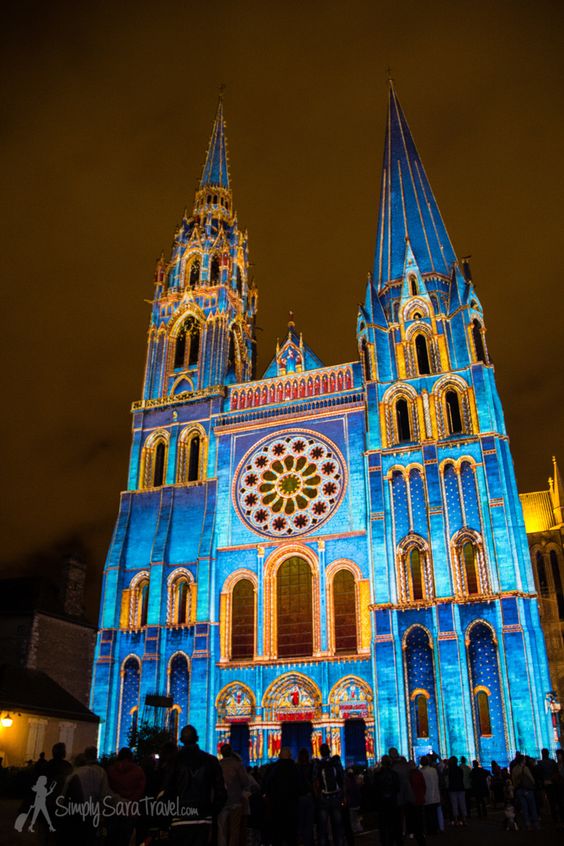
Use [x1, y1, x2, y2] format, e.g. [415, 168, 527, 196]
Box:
[373, 81, 457, 289]
[200, 95, 230, 190]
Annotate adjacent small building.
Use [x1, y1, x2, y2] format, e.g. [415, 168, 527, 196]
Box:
[520, 457, 564, 710]
[0, 556, 98, 765]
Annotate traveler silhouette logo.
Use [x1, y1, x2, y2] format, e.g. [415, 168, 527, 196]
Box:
[14, 775, 57, 833]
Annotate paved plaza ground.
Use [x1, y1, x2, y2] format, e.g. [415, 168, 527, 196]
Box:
[0, 799, 562, 846]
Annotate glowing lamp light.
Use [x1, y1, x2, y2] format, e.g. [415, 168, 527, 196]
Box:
[1, 713, 13, 728]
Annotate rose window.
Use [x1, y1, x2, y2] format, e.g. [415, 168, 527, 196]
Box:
[234, 431, 346, 537]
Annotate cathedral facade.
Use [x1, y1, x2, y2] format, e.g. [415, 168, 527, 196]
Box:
[91, 86, 556, 765]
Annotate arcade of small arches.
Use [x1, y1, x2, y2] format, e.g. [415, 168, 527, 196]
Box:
[532, 544, 564, 620]
[220, 553, 371, 663]
[168, 245, 246, 294]
[229, 366, 354, 411]
[139, 425, 207, 489]
[382, 376, 475, 448]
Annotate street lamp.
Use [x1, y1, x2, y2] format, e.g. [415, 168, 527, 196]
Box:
[0, 713, 13, 728]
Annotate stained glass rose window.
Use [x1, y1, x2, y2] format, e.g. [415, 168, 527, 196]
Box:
[234, 431, 346, 537]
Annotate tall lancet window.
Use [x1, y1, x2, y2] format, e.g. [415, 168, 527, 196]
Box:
[415, 334, 431, 375]
[463, 542, 479, 595]
[188, 436, 200, 482]
[153, 441, 166, 487]
[174, 317, 200, 370]
[445, 390, 463, 434]
[210, 255, 221, 283]
[396, 399, 411, 442]
[189, 259, 200, 287]
[119, 657, 140, 749]
[472, 320, 487, 363]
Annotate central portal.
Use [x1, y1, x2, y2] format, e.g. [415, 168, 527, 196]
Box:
[281, 721, 313, 760]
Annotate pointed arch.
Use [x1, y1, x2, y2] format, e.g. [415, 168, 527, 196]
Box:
[210, 254, 221, 283]
[403, 626, 438, 749]
[328, 675, 374, 717]
[471, 319, 488, 364]
[167, 653, 190, 740]
[177, 424, 207, 484]
[433, 375, 473, 437]
[216, 682, 256, 723]
[466, 621, 506, 760]
[383, 383, 420, 447]
[168, 308, 204, 374]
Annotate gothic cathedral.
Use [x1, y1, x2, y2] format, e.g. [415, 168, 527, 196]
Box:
[91, 86, 555, 765]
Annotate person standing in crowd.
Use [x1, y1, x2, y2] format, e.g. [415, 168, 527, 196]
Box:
[106, 747, 146, 846]
[217, 743, 251, 846]
[490, 761, 504, 808]
[297, 748, 315, 846]
[446, 756, 466, 826]
[263, 747, 300, 846]
[459, 756, 472, 816]
[420, 756, 440, 835]
[510, 752, 539, 830]
[470, 760, 489, 818]
[406, 761, 426, 846]
[388, 748, 414, 835]
[372, 754, 401, 846]
[59, 747, 112, 846]
[314, 743, 344, 846]
[537, 747, 560, 822]
[163, 725, 227, 846]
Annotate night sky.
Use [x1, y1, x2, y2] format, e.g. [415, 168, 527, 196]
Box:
[2, 1, 563, 618]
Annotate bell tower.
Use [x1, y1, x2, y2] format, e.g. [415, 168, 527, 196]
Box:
[143, 96, 257, 401]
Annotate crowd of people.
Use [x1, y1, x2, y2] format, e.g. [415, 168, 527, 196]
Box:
[11, 728, 564, 845]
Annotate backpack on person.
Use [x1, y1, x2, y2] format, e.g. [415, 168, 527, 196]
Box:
[316, 757, 342, 794]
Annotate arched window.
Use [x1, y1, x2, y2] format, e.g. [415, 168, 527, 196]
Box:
[189, 259, 200, 288]
[396, 399, 411, 442]
[177, 428, 206, 484]
[415, 694, 429, 738]
[188, 436, 200, 482]
[415, 334, 431, 375]
[169, 654, 190, 742]
[153, 441, 166, 487]
[550, 550, 564, 619]
[472, 320, 487, 363]
[462, 542, 479, 595]
[475, 690, 492, 736]
[210, 255, 220, 283]
[277, 557, 313, 658]
[445, 390, 463, 434]
[409, 548, 424, 601]
[176, 580, 190, 625]
[333, 569, 357, 654]
[174, 317, 200, 370]
[361, 339, 371, 381]
[536, 552, 548, 595]
[139, 580, 149, 627]
[231, 579, 255, 660]
[236, 266, 243, 295]
[409, 274, 418, 296]
[119, 657, 140, 748]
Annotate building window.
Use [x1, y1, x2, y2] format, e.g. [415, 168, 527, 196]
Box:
[550, 550, 564, 619]
[536, 552, 548, 595]
[462, 542, 479, 595]
[231, 579, 255, 660]
[415, 694, 429, 738]
[177, 428, 206, 484]
[409, 274, 418, 296]
[472, 320, 487, 363]
[211, 255, 220, 283]
[175, 579, 190, 625]
[445, 390, 463, 434]
[409, 548, 424, 601]
[236, 266, 243, 295]
[189, 259, 200, 288]
[277, 557, 313, 658]
[139, 580, 149, 627]
[153, 441, 166, 487]
[119, 657, 140, 748]
[396, 399, 411, 442]
[415, 334, 431, 375]
[361, 339, 371, 380]
[333, 569, 357, 654]
[475, 690, 492, 736]
[174, 317, 200, 370]
[169, 654, 190, 742]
